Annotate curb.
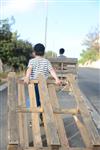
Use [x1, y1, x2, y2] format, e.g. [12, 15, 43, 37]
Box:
[0, 82, 7, 91]
[78, 82, 100, 129]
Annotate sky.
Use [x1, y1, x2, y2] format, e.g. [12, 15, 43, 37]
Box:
[0, 0, 99, 59]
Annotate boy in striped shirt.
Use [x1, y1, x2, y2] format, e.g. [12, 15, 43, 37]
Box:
[24, 43, 60, 107]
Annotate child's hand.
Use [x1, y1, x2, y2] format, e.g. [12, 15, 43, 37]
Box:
[24, 77, 29, 84]
[55, 78, 61, 85]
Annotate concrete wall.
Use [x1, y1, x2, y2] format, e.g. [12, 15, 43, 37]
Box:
[0, 59, 3, 73]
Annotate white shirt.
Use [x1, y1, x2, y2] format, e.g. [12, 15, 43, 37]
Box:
[28, 57, 53, 79]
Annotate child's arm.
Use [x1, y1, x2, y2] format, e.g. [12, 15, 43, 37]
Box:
[50, 68, 61, 85]
[24, 67, 32, 84]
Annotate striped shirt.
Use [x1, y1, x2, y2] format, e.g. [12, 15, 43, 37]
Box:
[28, 57, 53, 79]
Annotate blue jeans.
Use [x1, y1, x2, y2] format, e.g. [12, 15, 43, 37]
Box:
[26, 84, 41, 107]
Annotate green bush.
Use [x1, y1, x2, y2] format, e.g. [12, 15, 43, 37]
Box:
[79, 49, 98, 65]
[0, 72, 8, 78]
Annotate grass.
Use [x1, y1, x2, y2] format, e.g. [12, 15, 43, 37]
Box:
[0, 72, 8, 85]
[0, 72, 8, 78]
[0, 71, 25, 85]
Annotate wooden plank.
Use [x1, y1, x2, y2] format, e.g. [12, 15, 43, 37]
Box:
[67, 148, 92, 150]
[49, 57, 77, 64]
[18, 83, 25, 146]
[80, 92, 100, 129]
[18, 79, 38, 84]
[67, 74, 100, 146]
[24, 147, 51, 150]
[48, 84, 69, 149]
[93, 146, 100, 150]
[7, 144, 19, 150]
[38, 74, 60, 146]
[53, 108, 79, 115]
[55, 69, 77, 74]
[73, 115, 91, 147]
[16, 106, 43, 113]
[7, 72, 19, 144]
[28, 84, 42, 147]
[61, 148, 92, 150]
[24, 147, 93, 150]
[21, 83, 29, 147]
[24, 146, 62, 150]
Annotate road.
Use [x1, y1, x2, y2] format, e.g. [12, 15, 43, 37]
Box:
[0, 88, 8, 150]
[78, 67, 100, 114]
[0, 67, 100, 149]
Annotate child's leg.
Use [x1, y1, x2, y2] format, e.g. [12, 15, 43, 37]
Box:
[34, 83, 41, 107]
[34, 84, 43, 125]
[26, 97, 30, 108]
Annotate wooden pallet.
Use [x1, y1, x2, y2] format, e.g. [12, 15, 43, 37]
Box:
[48, 57, 78, 92]
[48, 57, 78, 75]
[7, 72, 100, 150]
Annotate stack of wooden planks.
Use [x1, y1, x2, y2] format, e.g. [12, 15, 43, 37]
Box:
[7, 72, 100, 150]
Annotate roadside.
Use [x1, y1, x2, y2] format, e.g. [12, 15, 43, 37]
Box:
[0, 82, 7, 91]
[79, 59, 100, 69]
[0, 71, 25, 91]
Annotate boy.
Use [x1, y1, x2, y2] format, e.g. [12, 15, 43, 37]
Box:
[58, 48, 67, 58]
[24, 43, 60, 106]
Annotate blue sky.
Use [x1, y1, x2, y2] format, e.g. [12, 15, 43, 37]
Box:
[0, 0, 99, 58]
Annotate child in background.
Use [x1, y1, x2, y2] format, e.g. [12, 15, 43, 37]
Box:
[58, 48, 67, 58]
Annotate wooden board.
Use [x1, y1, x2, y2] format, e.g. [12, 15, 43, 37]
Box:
[18, 83, 29, 147]
[67, 74, 100, 146]
[7, 72, 100, 150]
[8, 72, 19, 144]
[49, 57, 77, 64]
[28, 84, 42, 147]
[38, 74, 60, 146]
[48, 83, 69, 149]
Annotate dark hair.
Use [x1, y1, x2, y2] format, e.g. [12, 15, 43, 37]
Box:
[34, 43, 45, 56]
[59, 48, 65, 55]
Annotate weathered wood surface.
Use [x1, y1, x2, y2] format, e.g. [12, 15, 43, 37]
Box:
[18, 83, 29, 147]
[7, 72, 100, 150]
[73, 115, 91, 147]
[67, 74, 100, 146]
[8, 72, 19, 144]
[16, 106, 43, 113]
[49, 57, 77, 64]
[16, 107, 78, 115]
[7, 144, 19, 150]
[28, 84, 42, 147]
[19, 147, 93, 150]
[48, 83, 69, 149]
[49, 57, 78, 76]
[38, 74, 60, 146]
[55, 69, 77, 74]
[18, 79, 38, 84]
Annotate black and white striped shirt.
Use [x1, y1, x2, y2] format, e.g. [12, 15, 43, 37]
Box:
[28, 57, 53, 79]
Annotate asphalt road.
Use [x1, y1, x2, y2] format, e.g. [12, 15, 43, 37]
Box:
[78, 67, 100, 114]
[0, 67, 100, 149]
[0, 88, 8, 150]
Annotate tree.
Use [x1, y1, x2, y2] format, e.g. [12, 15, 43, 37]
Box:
[12, 40, 33, 71]
[83, 27, 100, 52]
[0, 17, 33, 71]
[79, 27, 100, 64]
[45, 50, 57, 58]
[0, 17, 15, 41]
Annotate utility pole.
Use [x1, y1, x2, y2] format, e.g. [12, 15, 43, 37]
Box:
[44, 0, 48, 51]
